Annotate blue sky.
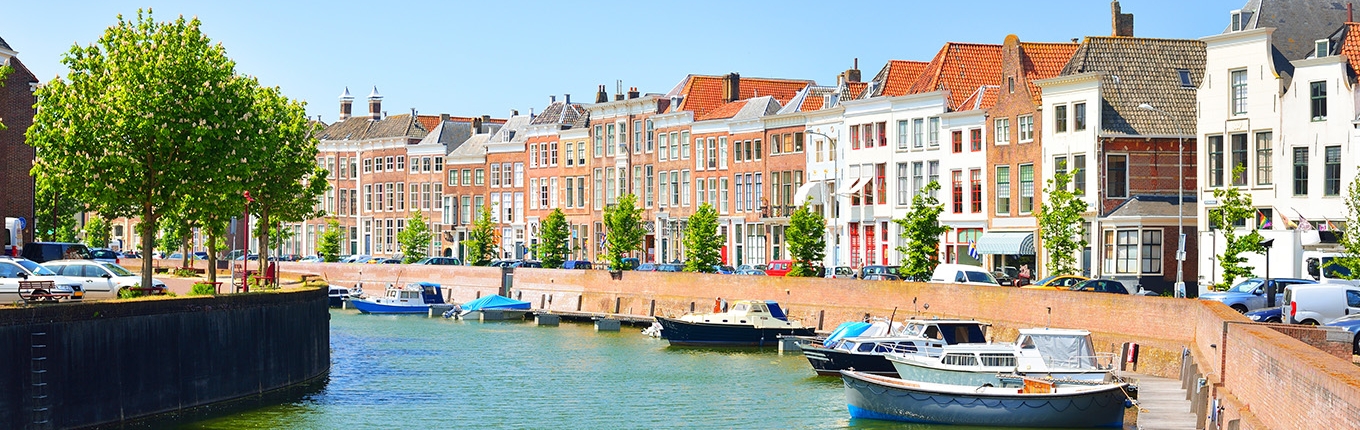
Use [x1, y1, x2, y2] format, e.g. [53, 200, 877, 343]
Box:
[4, 0, 1246, 123]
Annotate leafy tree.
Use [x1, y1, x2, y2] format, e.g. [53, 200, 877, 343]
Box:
[786, 200, 826, 277]
[1036, 172, 1089, 276]
[1211, 167, 1265, 290]
[464, 207, 499, 266]
[537, 208, 571, 268]
[244, 84, 328, 274]
[316, 219, 343, 262]
[683, 203, 722, 273]
[398, 210, 433, 263]
[85, 215, 110, 248]
[27, 10, 258, 290]
[1332, 176, 1360, 279]
[603, 194, 645, 271]
[33, 178, 81, 242]
[895, 181, 950, 281]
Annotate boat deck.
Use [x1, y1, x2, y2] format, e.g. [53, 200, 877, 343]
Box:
[1117, 371, 1198, 429]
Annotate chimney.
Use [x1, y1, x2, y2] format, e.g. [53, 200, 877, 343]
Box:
[472, 116, 482, 131]
[1350, 3, 1354, 22]
[1111, 1, 1134, 37]
[439, 113, 450, 123]
[482, 114, 491, 123]
[550, 95, 556, 104]
[615, 93, 625, 101]
[338, 87, 354, 120]
[722, 72, 741, 103]
[596, 85, 608, 103]
[838, 58, 861, 86]
[511, 109, 519, 116]
[628, 87, 640, 99]
[367, 86, 383, 120]
[565, 94, 571, 104]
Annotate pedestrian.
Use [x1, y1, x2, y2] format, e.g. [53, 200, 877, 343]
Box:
[1018, 264, 1032, 286]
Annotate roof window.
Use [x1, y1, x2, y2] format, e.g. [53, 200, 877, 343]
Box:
[1177, 69, 1193, 88]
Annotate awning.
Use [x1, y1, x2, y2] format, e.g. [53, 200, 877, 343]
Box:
[836, 177, 868, 196]
[975, 232, 1036, 255]
[793, 181, 826, 205]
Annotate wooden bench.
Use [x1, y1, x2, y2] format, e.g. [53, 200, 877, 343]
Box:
[19, 280, 69, 303]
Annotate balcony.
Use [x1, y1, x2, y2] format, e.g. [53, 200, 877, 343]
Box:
[760, 204, 797, 219]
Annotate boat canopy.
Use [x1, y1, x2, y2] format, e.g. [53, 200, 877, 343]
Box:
[825, 321, 872, 345]
[1019, 331, 1098, 369]
[415, 282, 446, 305]
[764, 301, 789, 321]
[460, 294, 531, 311]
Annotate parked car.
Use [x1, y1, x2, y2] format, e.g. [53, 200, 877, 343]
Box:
[736, 268, 766, 276]
[1282, 283, 1360, 325]
[299, 255, 323, 263]
[1323, 314, 1360, 354]
[1199, 278, 1317, 313]
[826, 266, 855, 279]
[21, 242, 91, 264]
[1070, 279, 1130, 294]
[342, 254, 371, 264]
[737, 264, 768, 272]
[657, 264, 683, 272]
[620, 258, 641, 270]
[860, 265, 902, 280]
[764, 260, 794, 277]
[512, 260, 542, 268]
[414, 257, 460, 266]
[194, 251, 210, 261]
[42, 259, 168, 299]
[712, 265, 735, 274]
[993, 266, 1019, 286]
[634, 263, 658, 272]
[88, 248, 121, 264]
[562, 260, 593, 270]
[374, 258, 402, 264]
[1245, 307, 1282, 323]
[863, 273, 902, 281]
[1023, 275, 1089, 291]
[0, 257, 84, 302]
[929, 264, 997, 286]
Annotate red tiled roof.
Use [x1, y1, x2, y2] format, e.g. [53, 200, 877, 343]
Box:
[417, 115, 441, 131]
[696, 100, 749, 121]
[844, 81, 868, 99]
[958, 85, 1000, 110]
[877, 60, 931, 97]
[1341, 23, 1360, 78]
[673, 75, 812, 115]
[1018, 41, 1080, 104]
[907, 42, 1004, 110]
[800, 95, 824, 112]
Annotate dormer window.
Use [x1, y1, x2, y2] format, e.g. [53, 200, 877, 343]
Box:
[1315, 39, 1330, 58]
[1230, 10, 1242, 32]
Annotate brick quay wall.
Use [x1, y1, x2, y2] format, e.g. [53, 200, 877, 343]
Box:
[281, 262, 1360, 430]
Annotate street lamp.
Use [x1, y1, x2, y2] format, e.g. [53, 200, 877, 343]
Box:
[1137, 103, 1186, 298]
[804, 129, 838, 270]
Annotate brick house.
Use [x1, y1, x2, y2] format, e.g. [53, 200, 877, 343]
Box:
[0, 36, 37, 245]
[523, 95, 589, 260]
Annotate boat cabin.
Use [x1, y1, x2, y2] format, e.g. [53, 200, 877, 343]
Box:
[684, 300, 803, 328]
[1014, 328, 1112, 372]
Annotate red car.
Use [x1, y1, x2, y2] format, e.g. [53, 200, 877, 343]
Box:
[764, 260, 794, 277]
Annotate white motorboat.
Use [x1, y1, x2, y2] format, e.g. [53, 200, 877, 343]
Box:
[887, 328, 1115, 386]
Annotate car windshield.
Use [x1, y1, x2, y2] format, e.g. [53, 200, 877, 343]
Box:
[1035, 275, 1060, 285]
[101, 263, 135, 276]
[18, 260, 56, 276]
[966, 271, 997, 284]
[1228, 279, 1265, 294]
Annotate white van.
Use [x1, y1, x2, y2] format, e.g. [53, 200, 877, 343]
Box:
[930, 264, 999, 286]
[1301, 251, 1360, 286]
[1281, 283, 1360, 325]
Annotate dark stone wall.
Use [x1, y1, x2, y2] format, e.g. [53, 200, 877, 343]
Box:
[0, 288, 329, 429]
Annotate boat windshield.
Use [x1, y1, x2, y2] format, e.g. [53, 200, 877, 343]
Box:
[1228, 278, 1265, 294]
[730, 303, 750, 313]
[937, 324, 987, 344]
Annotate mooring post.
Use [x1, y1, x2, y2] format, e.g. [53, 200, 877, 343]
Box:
[818, 310, 825, 331]
[577, 295, 583, 311]
[690, 301, 695, 313]
[541, 294, 546, 309]
[614, 297, 621, 314]
[649, 300, 655, 316]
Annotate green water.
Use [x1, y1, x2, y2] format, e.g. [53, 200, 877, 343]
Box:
[181, 309, 868, 429]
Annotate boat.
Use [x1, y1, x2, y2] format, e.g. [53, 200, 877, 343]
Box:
[457, 294, 532, 321]
[654, 300, 814, 347]
[798, 318, 989, 377]
[327, 285, 354, 308]
[887, 328, 1115, 386]
[348, 282, 446, 314]
[841, 369, 1131, 427]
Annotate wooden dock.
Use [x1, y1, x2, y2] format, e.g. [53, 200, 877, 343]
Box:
[1118, 371, 1198, 429]
[529, 310, 655, 326]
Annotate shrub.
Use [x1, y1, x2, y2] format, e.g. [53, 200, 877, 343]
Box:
[118, 286, 146, 299]
[190, 283, 216, 296]
[172, 268, 198, 278]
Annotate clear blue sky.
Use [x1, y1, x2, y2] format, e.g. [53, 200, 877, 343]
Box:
[4, 0, 1245, 123]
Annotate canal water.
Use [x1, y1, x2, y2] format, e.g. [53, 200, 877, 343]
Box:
[178, 310, 1119, 429]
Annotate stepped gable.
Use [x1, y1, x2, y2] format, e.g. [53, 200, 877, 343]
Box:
[906, 42, 1004, 110]
[864, 60, 930, 98]
[666, 74, 813, 115]
[1018, 41, 1080, 104]
[1060, 36, 1205, 136]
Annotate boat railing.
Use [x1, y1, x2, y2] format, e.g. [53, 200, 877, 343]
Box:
[882, 343, 945, 358]
[1043, 352, 1118, 371]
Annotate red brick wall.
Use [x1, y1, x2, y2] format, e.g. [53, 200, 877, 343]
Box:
[1098, 137, 1197, 214]
[1216, 324, 1360, 430]
[0, 58, 36, 243]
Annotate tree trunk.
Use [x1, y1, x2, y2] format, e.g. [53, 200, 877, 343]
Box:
[257, 207, 269, 280]
[207, 228, 218, 284]
[181, 230, 192, 270]
[140, 204, 156, 294]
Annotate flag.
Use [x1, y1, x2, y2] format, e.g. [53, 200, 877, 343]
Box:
[1327, 219, 1340, 232]
[1257, 209, 1272, 229]
[1319, 219, 1330, 231]
[967, 240, 980, 260]
[1278, 210, 1298, 229]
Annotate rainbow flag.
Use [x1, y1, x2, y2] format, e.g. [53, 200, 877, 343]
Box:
[1257, 209, 1272, 229]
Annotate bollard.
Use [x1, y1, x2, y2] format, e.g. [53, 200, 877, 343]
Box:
[577, 295, 583, 311]
[614, 297, 621, 314]
[818, 310, 825, 331]
[690, 301, 695, 313]
[541, 294, 546, 309]
[649, 300, 655, 317]
[517, 291, 522, 301]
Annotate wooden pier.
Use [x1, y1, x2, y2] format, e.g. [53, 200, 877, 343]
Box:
[1116, 371, 1198, 429]
[529, 310, 655, 326]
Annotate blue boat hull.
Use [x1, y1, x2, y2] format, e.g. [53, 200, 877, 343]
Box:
[655, 316, 814, 347]
[841, 370, 1127, 428]
[349, 298, 429, 314]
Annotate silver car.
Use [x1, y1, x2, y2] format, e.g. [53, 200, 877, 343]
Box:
[0, 257, 83, 302]
[42, 259, 167, 300]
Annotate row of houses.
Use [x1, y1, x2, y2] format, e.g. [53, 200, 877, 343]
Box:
[221, 1, 1357, 293]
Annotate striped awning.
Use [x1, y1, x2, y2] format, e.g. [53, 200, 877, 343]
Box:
[975, 232, 1036, 255]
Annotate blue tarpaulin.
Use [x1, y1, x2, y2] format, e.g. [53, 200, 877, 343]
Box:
[460, 294, 531, 311]
[824, 321, 872, 347]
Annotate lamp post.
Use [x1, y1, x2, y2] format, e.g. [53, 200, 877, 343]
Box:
[805, 129, 838, 270]
[1137, 103, 1186, 298]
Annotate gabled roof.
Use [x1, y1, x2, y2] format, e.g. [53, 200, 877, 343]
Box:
[1059, 36, 1206, 136]
[531, 101, 589, 129]
[907, 42, 1004, 110]
[491, 114, 534, 144]
[697, 100, 749, 121]
[317, 113, 428, 141]
[778, 85, 839, 114]
[415, 120, 474, 151]
[864, 60, 930, 98]
[957, 85, 1000, 111]
[447, 133, 491, 159]
[843, 81, 868, 100]
[1017, 41, 1080, 104]
[0, 35, 11, 52]
[665, 75, 813, 115]
[1231, 0, 1349, 61]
